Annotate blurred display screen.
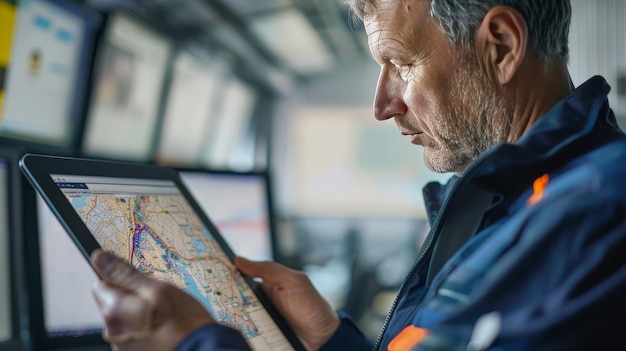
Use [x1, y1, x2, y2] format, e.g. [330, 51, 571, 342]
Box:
[157, 52, 221, 165]
[180, 171, 273, 261]
[0, 0, 17, 117]
[283, 107, 451, 218]
[83, 13, 171, 161]
[199, 77, 256, 169]
[0, 161, 11, 341]
[0, 0, 88, 146]
[37, 195, 102, 337]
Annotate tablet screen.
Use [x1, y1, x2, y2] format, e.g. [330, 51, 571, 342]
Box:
[50, 174, 294, 351]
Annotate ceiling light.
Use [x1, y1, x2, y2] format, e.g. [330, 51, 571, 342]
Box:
[250, 8, 335, 75]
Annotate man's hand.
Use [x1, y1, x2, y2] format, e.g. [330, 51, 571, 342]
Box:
[90, 249, 215, 351]
[236, 257, 341, 351]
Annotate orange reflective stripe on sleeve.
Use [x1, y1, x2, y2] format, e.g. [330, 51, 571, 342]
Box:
[526, 173, 549, 206]
[388, 325, 430, 351]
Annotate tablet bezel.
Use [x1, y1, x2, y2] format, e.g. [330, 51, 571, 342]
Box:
[20, 153, 306, 351]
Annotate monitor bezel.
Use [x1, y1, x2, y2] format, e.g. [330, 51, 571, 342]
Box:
[0, 143, 28, 351]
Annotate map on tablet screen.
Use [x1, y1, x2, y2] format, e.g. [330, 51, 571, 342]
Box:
[52, 174, 294, 351]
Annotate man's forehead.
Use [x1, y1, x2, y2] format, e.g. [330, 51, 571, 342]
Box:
[364, 0, 433, 43]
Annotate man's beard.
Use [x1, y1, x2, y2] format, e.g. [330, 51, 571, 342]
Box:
[424, 50, 515, 174]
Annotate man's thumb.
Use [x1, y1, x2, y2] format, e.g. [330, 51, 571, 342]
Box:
[236, 257, 296, 285]
[91, 249, 148, 291]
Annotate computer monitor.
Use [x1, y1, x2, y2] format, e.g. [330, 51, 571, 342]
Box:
[156, 51, 223, 165]
[0, 0, 98, 149]
[0, 144, 26, 351]
[198, 76, 257, 169]
[82, 12, 172, 161]
[179, 169, 278, 262]
[22, 186, 109, 350]
[39, 195, 104, 336]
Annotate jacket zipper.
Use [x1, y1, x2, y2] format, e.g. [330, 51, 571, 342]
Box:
[371, 154, 489, 351]
[371, 226, 437, 350]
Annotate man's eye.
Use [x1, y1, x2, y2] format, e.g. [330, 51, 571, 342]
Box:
[393, 63, 412, 80]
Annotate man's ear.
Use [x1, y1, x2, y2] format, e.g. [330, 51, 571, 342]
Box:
[475, 6, 528, 85]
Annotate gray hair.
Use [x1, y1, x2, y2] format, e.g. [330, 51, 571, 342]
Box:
[346, 0, 571, 62]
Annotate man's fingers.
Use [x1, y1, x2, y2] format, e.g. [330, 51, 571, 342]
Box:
[235, 257, 298, 284]
[91, 249, 149, 291]
[234, 257, 266, 279]
[92, 280, 153, 342]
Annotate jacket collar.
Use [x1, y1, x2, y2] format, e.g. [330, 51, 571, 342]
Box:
[468, 76, 624, 197]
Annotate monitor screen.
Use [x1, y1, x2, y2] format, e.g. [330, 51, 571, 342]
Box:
[37, 195, 103, 337]
[156, 51, 222, 165]
[0, 160, 11, 343]
[179, 170, 274, 261]
[21, 187, 112, 350]
[198, 77, 257, 169]
[0, 0, 95, 147]
[276, 106, 452, 218]
[0, 0, 17, 117]
[82, 12, 171, 161]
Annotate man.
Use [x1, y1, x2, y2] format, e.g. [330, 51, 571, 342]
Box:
[91, 0, 626, 350]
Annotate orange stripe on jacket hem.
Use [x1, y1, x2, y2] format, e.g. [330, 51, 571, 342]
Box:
[388, 325, 430, 351]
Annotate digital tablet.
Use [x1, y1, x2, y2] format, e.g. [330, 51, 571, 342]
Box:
[19, 154, 305, 351]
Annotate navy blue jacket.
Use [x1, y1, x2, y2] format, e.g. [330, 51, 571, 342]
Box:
[177, 76, 626, 351]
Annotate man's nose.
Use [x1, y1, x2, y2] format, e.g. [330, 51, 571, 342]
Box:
[373, 65, 407, 121]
